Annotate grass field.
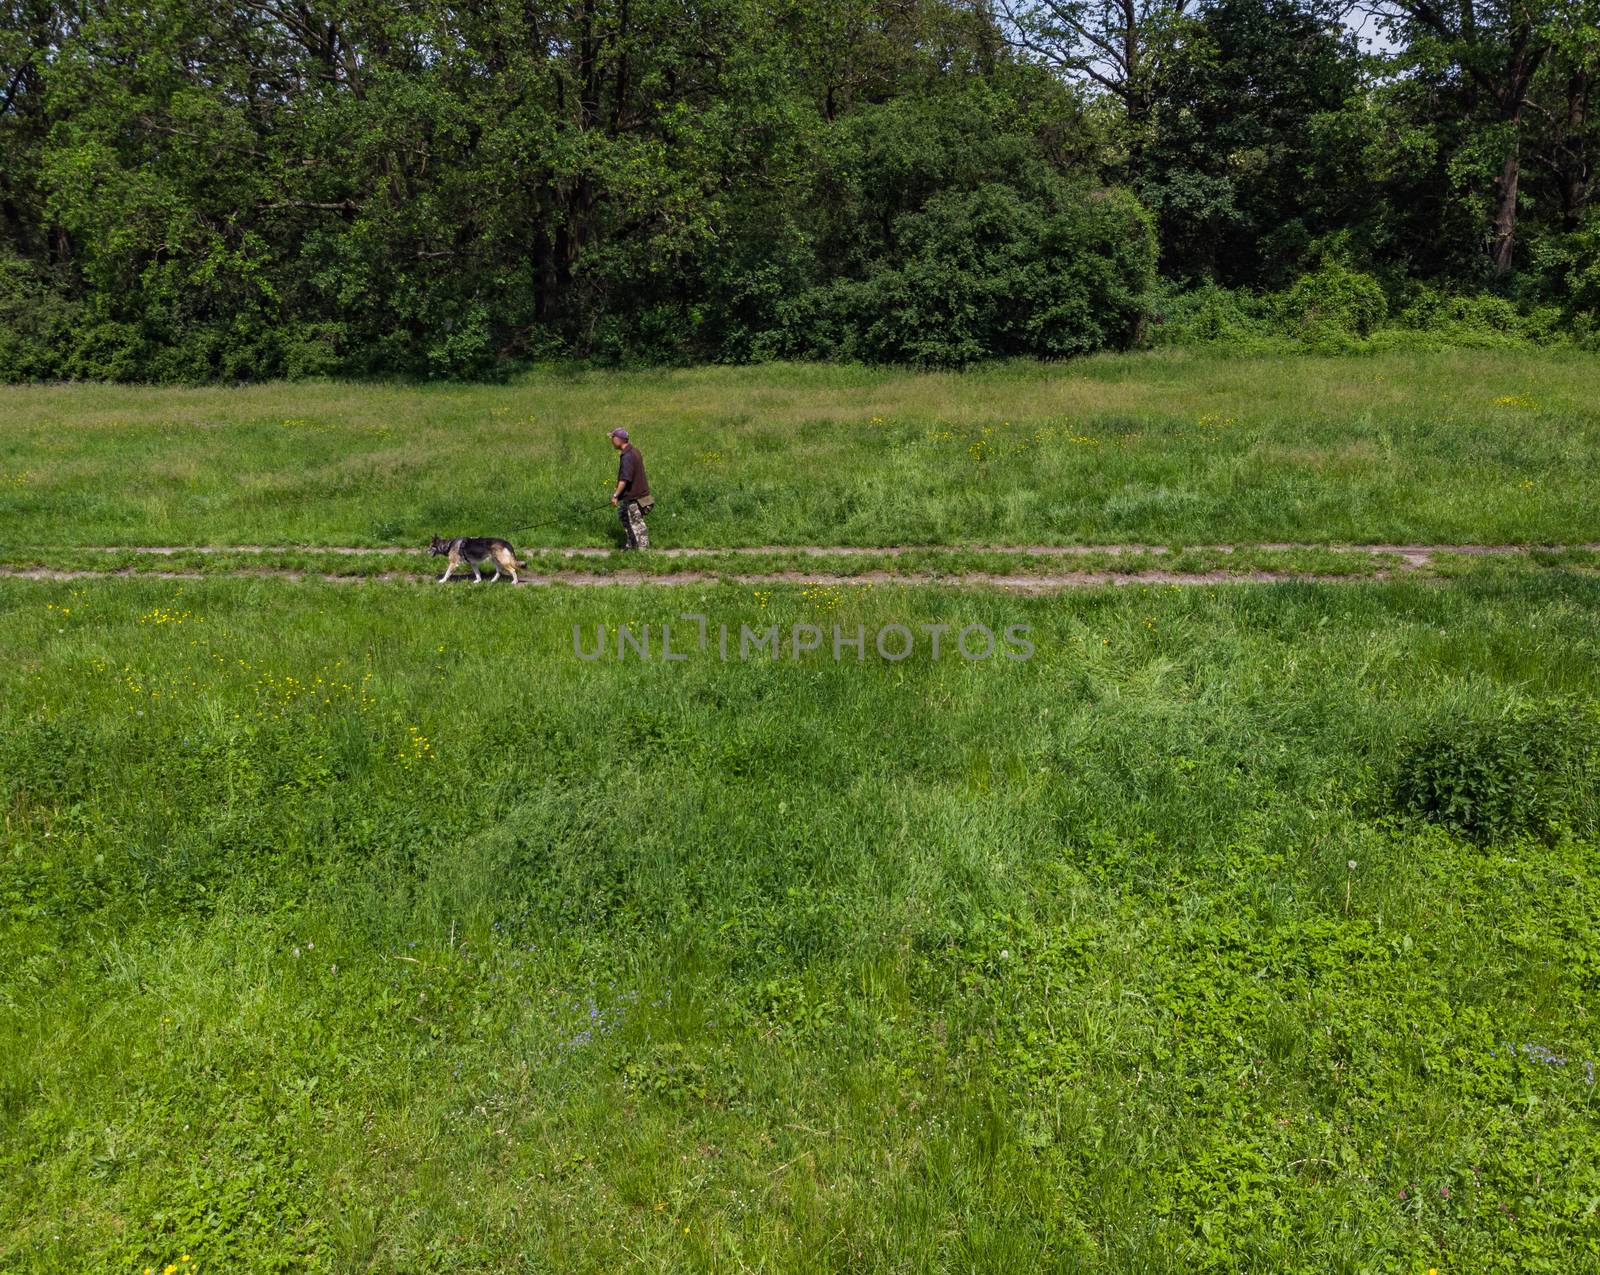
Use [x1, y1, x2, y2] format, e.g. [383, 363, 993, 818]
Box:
[1, 350, 1598, 549]
[3, 353, 1600, 1274]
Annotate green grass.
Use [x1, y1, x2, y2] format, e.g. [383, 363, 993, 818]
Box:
[5, 353, 1599, 1272]
[4, 565, 1599, 1273]
[2, 349, 1598, 548]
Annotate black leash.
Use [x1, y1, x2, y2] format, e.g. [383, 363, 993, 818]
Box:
[506, 506, 613, 537]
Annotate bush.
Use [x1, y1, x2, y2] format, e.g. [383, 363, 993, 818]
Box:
[0, 252, 82, 382]
[280, 322, 349, 379]
[1273, 261, 1388, 343]
[63, 319, 150, 382]
[424, 302, 501, 380]
[1545, 212, 1600, 343]
[780, 182, 1157, 368]
[0, 255, 363, 384]
[1391, 701, 1598, 844]
[1145, 281, 1285, 350]
[1379, 287, 1543, 348]
[1149, 272, 1580, 355]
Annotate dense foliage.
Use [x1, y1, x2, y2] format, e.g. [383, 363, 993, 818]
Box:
[0, 0, 1596, 379]
[1391, 701, 1600, 844]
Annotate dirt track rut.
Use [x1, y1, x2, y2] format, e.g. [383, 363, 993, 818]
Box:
[41, 541, 1600, 562]
[0, 566, 1393, 590]
[2, 542, 1593, 589]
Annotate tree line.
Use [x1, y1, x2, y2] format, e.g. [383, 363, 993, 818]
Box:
[1, 0, 1595, 379]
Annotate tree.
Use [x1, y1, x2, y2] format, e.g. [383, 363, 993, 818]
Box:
[1, 0, 1155, 379]
[1373, 0, 1570, 274]
[0, 0, 82, 260]
[1138, 0, 1364, 284]
[1523, 0, 1598, 229]
[991, 0, 1193, 168]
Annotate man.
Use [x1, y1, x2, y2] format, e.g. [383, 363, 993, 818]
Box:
[608, 427, 652, 550]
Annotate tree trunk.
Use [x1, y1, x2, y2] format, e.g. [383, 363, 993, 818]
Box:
[1489, 136, 1520, 276]
[1564, 70, 1592, 227]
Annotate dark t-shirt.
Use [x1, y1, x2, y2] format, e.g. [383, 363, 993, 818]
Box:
[617, 445, 650, 500]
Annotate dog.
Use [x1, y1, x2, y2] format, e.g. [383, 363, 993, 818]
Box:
[428, 535, 526, 584]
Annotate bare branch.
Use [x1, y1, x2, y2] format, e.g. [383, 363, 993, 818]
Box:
[260, 199, 362, 212]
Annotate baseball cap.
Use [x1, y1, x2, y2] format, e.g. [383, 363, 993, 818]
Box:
[608, 427, 629, 441]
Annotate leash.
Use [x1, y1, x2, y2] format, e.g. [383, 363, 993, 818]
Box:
[506, 506, 615, 537]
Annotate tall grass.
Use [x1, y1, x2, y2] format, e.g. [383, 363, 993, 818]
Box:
[1, 350, 1597, 547]
[3, 568, 1598, 1271]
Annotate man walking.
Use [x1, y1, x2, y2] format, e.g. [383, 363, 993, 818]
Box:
[608, 428, 652, 550]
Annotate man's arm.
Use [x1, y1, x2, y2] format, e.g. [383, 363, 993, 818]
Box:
[612, 450, 634, 504]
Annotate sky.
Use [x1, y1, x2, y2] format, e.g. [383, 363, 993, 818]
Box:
[1342, 5, 1403, 55]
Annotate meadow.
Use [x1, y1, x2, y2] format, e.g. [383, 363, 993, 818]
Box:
[6, 569, 1600, 1272]
[3, 351, 1600, 1274]
[1, 350, 1599, 550]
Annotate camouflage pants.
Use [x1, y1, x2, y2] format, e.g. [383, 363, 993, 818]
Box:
[618, 499, 650, 549]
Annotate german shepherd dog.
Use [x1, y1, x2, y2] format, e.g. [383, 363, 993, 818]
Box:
[428, 535, 526, 584]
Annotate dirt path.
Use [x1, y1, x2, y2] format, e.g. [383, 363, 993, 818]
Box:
[43, 541, 1600, 562]
[5, 541, 1593, 590]
[0, 565, 1410, 590]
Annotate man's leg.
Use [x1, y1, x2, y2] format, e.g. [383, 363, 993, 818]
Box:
[617, 501, 638, 549]
[625, 501, 650, 550]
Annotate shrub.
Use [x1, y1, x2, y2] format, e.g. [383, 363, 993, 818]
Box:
[1150, 275, 1579, 355]
[1379, 287, 1542, 349]
[1273, 261, 1388, 342]
[0, 252, 81, 382]
[1391, 701, 1598, 844]
[1145, 281, 1284, 350]
[424, 303, 501, 380]
[781, 181, 1157, 368]
[280, 321, 349, 379]
[63, 319, 150, 382]
[1561, 214, 1600, 321]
